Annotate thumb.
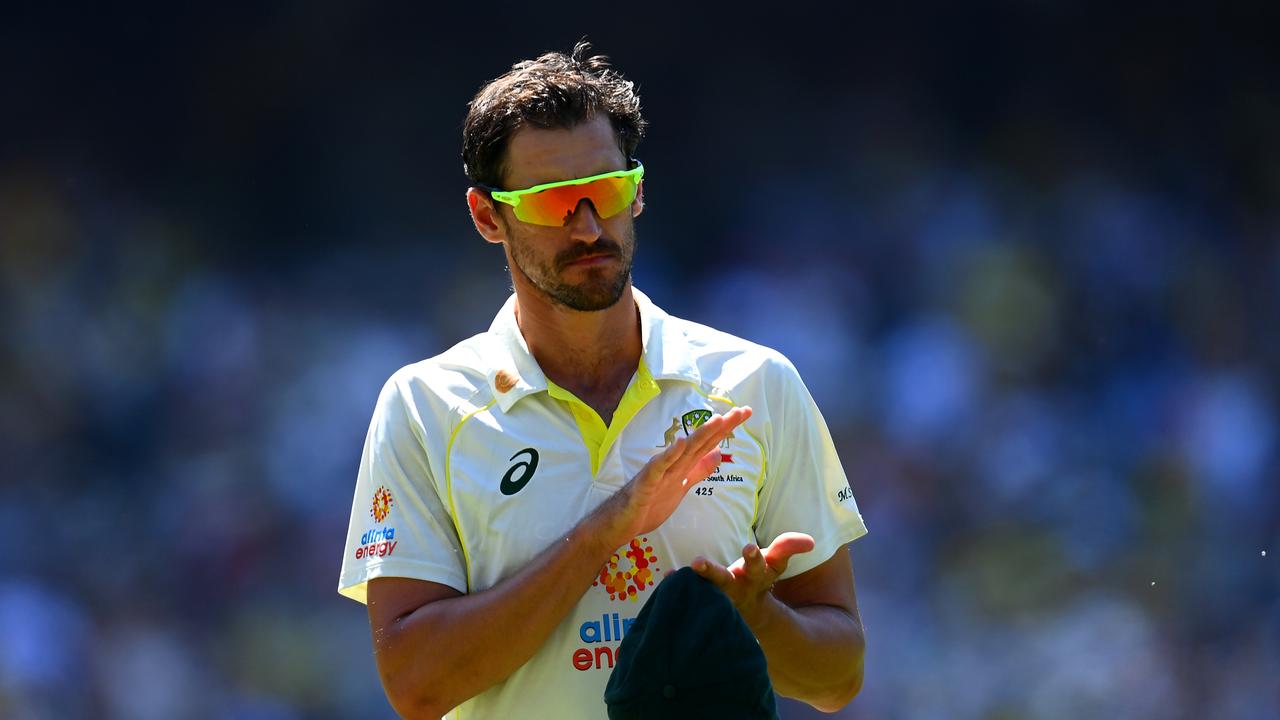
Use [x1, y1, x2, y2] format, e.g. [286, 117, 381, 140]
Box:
[762, 532, 816, 571]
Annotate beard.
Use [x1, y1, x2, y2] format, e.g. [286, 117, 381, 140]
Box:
[506, 224, 636, 312]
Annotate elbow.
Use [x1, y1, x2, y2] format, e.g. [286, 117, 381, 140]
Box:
[381, 670, 451, 720]
[822, 663, 865, 711]
[809, 630, 866, 712]
[376, 637, 454, 720]
[808, 664, 864, 712]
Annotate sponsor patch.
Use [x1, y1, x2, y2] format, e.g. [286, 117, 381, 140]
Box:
[570, 612, 639, 671]
[356, 507, 398, 560]
[371, 486, 394, 522]
[593, 537, 660, 602]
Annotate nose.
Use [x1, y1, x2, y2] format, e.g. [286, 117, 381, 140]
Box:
[566, 199, 604, 243]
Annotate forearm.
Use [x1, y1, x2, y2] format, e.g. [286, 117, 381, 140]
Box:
[377, 509, 626, 717]
[745, 597, 866, 711]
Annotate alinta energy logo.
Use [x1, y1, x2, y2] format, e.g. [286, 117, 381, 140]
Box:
[355, 486, 397, 560]
[593, 537, 660, 602]
[370, 486, 394, 522]
[573, 537, 660, 672]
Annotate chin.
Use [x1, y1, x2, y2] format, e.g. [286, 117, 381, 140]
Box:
[548, 276, 630, 312]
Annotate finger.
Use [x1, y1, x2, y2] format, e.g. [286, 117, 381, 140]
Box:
[714, 406, 752, 435]
[647, 436, 686, 474]
[659, 436, 686, 464]
[685, 415, 730, 459]
[690, 556, 735, 588]
[677, 413, 740, 475]
[761, 532, 816, 573]
[669, 407, 753, 481]
[668, 432, 723, 484]
[696, 407, 752, 448]
[741, 543, 769, 583]
[687, 406, 750, 454]
[686, 446, 724, 481]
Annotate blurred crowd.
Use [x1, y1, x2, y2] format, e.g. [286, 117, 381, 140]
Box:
[2, 5, 1278, 719]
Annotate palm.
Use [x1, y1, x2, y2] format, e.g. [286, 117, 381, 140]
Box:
[624, 407, 752, 537]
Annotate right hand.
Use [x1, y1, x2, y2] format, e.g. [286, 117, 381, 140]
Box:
[600, 406, 753, 546]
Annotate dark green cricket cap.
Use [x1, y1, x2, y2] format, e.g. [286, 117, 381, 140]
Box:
[604, 566, 778, 719]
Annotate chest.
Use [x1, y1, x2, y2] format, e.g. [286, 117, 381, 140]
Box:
[442, 385, 765, 591]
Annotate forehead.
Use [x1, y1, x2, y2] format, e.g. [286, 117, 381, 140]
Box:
[503, 114, 627, 189]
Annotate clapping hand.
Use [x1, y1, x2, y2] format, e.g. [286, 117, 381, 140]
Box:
[691, 532, 816, 624]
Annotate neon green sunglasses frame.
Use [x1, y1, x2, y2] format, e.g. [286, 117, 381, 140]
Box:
[480, 162, 645, 226]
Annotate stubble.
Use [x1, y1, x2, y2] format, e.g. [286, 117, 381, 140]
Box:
[505, 223, 636, 312]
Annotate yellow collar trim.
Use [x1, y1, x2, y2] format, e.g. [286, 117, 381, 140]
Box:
[546, 358, 661, 476]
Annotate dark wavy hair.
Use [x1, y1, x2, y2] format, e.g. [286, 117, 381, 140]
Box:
[462, 40, 647, 189]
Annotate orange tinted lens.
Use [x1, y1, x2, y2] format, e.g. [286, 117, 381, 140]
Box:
[514, 175, 637, 226]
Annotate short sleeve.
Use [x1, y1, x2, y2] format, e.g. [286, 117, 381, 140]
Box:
[337, 374, 468, 603]
[753, 355, 867, 580]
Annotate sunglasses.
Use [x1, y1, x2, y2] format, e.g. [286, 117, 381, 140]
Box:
[480, 162, 644, 227]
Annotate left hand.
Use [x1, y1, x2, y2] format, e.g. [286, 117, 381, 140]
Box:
[690, 532, 816, 625]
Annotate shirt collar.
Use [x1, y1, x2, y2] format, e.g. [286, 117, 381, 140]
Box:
[485, 287, 701, 413]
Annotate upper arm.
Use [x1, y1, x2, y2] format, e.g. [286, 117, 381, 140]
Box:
[367, 576, 464, 640]
[364, 577, 464, 718]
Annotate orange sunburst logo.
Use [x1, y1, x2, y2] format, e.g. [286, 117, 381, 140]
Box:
[370, 486, 394, 523]
[594, 537, 660, 602]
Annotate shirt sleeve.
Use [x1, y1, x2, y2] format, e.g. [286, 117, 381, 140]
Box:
[753, 354, 868, 580]
[337, 372, 468, 603]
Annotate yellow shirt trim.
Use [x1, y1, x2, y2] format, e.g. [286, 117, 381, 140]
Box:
[546, 358, 661, 476]
[445, 398, 498, 592]
[687, 384, 768, 530]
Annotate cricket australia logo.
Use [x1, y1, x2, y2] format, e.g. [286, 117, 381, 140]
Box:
[656, 408, 734, 463]
[681, 409, 713, 434]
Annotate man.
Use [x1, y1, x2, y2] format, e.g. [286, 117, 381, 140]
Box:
[339, 41, 868, 719]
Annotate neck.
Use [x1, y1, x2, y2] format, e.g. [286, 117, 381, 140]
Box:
[513, 283, 642, 422]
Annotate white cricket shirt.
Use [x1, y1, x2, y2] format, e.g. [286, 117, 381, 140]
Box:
[338, 288, 867, 719]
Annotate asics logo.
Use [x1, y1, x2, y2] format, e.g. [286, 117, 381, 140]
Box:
[500, 448, 539, 495]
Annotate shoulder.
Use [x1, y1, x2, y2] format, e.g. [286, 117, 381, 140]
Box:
[662, 312, 803, 393]
[376, 331, 501, 427]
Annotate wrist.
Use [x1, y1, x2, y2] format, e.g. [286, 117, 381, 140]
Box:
[580, 492, 634, 558]
[740, 588, 787, 636]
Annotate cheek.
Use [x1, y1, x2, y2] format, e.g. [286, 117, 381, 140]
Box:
[508, 233, 557, 269]
[608, 219, 637, 252]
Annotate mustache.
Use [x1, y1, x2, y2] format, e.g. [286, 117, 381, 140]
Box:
[556, 239, 623, 267]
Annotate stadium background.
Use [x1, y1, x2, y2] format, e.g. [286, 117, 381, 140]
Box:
[2, 3, 1277, 719]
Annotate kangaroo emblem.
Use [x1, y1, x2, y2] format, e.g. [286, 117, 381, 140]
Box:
[657, 417, 680, 447]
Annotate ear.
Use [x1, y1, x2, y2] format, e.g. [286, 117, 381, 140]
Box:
[631, 180, 645, 218]
[467, 188, 508, 245]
